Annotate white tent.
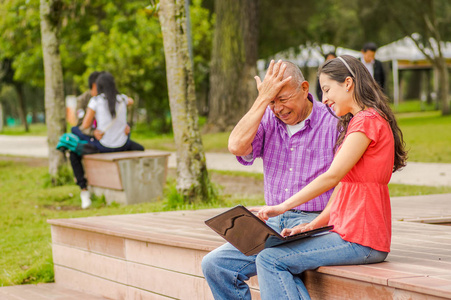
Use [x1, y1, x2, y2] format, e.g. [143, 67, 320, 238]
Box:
[376, 35, 451, 106]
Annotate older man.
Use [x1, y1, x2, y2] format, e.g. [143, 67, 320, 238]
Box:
[202, 60, 339, 299]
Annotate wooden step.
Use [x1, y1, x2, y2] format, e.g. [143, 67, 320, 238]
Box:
[47, 194, 451, 300]
[0, 283, 107, 300]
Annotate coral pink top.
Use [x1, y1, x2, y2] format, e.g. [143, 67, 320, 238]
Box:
[329, 108, 394, 252]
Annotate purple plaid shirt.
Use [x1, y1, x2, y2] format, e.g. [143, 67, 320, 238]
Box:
[237, 94, 339, 211]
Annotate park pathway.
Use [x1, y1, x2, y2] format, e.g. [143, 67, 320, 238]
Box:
[1, 134, 451, 187]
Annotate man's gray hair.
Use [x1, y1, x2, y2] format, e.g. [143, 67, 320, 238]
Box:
[282, 61, 305, 90]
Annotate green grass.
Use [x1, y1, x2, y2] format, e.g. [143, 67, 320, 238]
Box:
[0, 123, 48, 136]
[390, 99, 438, 113]
[396, 111, 451, 163]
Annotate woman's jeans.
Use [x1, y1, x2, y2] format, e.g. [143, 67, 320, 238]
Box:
[69, 126, 144, 189]
[201, 211, 388, 300]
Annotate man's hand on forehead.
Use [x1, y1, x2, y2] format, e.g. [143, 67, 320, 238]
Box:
[254, 60, 292, 104]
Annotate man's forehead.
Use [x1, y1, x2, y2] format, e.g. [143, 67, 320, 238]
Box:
[276, 85, 295, 99]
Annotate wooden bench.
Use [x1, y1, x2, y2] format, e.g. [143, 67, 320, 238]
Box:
[83, 150, 171, 205]
[47, 194, 451, 299]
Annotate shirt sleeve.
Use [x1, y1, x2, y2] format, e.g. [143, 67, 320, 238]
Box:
[236, 109, 268, 166]
[346, 112, 380, 143]
[87, 96, 97, 112]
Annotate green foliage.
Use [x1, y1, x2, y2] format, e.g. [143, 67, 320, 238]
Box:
[163, 178, 187, 210]
[0, 0, 213, 133]
[0, 0, 43, 87]
[42, 163, 74, 187]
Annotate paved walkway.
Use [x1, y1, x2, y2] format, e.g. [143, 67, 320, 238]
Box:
[1, 134, 451, 187]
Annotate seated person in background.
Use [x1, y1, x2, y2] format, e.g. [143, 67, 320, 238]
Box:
[70, 72, 144, 209]
[75, 71, 103, 136]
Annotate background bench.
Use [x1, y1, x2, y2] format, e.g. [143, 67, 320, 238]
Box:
[83, 150, 171, 205]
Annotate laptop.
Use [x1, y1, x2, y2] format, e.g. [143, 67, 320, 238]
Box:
[205, 205, 334, 256]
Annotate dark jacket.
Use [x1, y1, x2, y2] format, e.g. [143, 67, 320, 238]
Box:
[360, 58, 386, 92]
[373, 59, 386, 91]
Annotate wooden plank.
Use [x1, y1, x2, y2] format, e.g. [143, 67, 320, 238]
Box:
[304, 271, 394, 300]
[83, 159, 123, 190]
[126, 261, 214, 300]
[84, 150, 171, 162]
[52, 244, 128, 283]
[54, 265, 128, 299]
[50, 226, 126, 258]
[0, 283, 106, 300]
[315, 263, 423, 286]
[389, 276, 451, 299]
[125, 239, 209, 276]
[127, 286, 176, 300]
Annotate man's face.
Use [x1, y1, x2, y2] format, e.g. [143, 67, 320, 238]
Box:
[90, 83, 98, 97]
[269, 80, 310, 125]
[362, 50, 375, 63]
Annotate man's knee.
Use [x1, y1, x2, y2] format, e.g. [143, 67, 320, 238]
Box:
[255, 249, 283, 271]
[201, 251, 216, 276]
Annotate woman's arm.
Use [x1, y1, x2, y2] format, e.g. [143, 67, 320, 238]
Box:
[281, 183, 341, 236]
[257, 131, 371, 221]
[80, 108, 96, 130]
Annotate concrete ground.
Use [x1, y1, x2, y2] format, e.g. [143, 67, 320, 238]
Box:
[1, 134, 451, 187]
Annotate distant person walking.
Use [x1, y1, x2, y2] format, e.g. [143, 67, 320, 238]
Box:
[70, 72, 144, 209]
[361, 42, 385, 91]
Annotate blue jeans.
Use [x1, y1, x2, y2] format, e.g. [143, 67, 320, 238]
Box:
[201, 211, 388, 300]
[202, 211, 318, 299]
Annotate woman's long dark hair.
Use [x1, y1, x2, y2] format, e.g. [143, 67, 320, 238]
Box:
[95, 72, 120, 118]
[318, 55, 407, 172]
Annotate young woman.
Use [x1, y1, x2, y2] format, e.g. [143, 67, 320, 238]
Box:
[70, 72, 144, 209]
[254, 55, 407, 300]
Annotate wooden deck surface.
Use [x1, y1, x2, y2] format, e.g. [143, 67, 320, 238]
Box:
[0, 283, 106, 300]
[4, 193, 451, 299]
[46, 193, 451, 299]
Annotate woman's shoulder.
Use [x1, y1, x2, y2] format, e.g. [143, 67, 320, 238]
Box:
[91, 93, 107, 102]
[116, 94, 128, 102]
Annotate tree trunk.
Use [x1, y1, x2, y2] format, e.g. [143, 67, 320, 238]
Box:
[405, 70, 422, 100]
[40, 0, 66, 183]
[435, 58, 450, 115]
[0, 102, 3, 132]
[206, 0, 258, 132]
[14, 83, 29, 132]
[158, 0, 212, 203]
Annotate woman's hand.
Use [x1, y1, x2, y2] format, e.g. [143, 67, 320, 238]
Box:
[254, 205, 286, 222]
[281, 222, 315, 237]
[93, 129, 104, 141]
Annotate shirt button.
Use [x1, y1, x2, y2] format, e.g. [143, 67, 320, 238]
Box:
[290, 148, 294, 151]
[289, 168, 292, 171]
[285, 189, 288, 192]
